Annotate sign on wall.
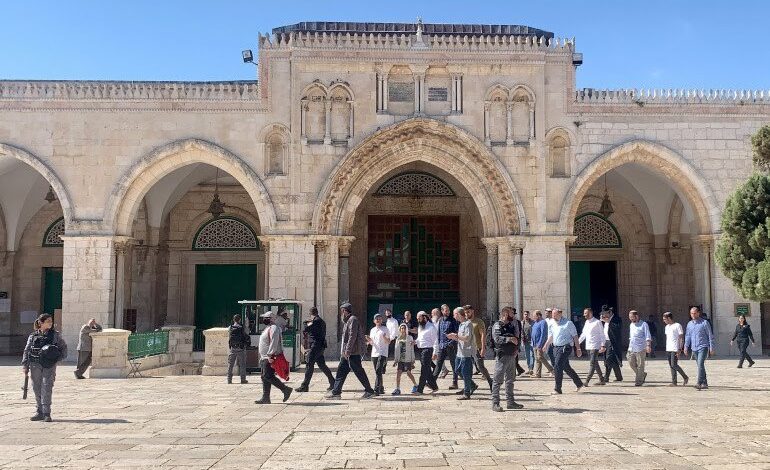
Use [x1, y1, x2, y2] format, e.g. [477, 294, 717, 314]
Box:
[428, 87, 448, 101]
[388, 82, 414, 103]
[734, 303, 751, 317]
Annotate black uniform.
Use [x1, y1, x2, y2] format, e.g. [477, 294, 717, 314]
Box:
[227, 323, 250, 383]
[299, 315, 335, 390]
[604, 313, 623, 381]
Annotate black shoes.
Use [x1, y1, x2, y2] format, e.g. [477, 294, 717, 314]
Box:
[241, 379, 249, 384]
[457, 394, 471, 401]
[74, 372, 85, 379]
[44, 415, 52, 422]
[254, 398, 271, 404]
[507, 402, 524, 409]
[361, 391, 374, 399]
[295, 385, 309, 393]
[30, 413, 45, 421]
[283, 388, 293, 403]
[492, 404, 504, 412]
[448, 383, 458, 390]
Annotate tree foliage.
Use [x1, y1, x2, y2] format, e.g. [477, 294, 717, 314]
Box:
[715, 172, 770, 301]
[752, 125, 770, 172]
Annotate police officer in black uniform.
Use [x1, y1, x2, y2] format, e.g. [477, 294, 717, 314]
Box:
[22, 313, 68, 422]
[227, 314, 250, 384]
[296, 307, 335, 392]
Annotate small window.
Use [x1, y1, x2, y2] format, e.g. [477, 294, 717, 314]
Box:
[42, 217, 65, 247]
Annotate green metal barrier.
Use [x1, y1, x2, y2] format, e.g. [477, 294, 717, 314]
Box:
[127, 331, 169, 359]
[282, 330, 295, 348]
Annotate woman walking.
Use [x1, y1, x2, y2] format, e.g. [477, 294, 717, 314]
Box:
[392, 324, 417, 395]
[731, 315, 756, 368]
[21, 314, 68, 422]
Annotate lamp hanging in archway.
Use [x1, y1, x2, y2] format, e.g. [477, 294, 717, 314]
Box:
[207, 168, 226, 218]
[44, 185, 57, 203]
[598, 173, 614, 219]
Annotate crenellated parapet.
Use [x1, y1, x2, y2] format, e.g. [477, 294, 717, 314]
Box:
[575, 88, 770, 105]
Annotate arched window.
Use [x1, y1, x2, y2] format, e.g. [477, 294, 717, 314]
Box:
[42, 217, 65, 247]
[573, 213, 622, 248]
[375, 172, 455, 197]
[192, 217, 259, 251]
[549, 134, 570, 177]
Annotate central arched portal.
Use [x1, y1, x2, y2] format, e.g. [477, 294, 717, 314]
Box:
[313, 118, 526, 325]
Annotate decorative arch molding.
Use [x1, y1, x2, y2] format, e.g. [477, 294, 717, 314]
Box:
[375, 172, 455, 197]
[192, 216, 259, 251]
[0, 142, 74, 227]
[559, 140, 718, 235]
[42, 217, 65, 247]
[180, 206, 262, 250]
[312, 118, 526, 236]
[105, 138, 277, 236]
[573, 212, 622, 248]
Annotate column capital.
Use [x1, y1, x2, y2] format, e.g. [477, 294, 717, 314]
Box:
[692, 234, 717, 248]
[336, 236, 355, 257]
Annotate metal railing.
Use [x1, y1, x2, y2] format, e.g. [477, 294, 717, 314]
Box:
[127, 331, 169, 359]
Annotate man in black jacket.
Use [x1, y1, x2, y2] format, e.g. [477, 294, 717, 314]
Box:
[601, 307, 623, 382]
[227, 314, 250, 384]
[296, 307, 335, 392]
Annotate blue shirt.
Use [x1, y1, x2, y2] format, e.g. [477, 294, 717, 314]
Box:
[685, 318, 715, 352]
[531, 319, 549, 348]
[437, 316, 458, 349]
[548, 317, 578, 347]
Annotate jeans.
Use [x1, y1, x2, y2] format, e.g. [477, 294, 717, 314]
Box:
[627, 351, 647, 385]
[491, 354, 516, 406]
[667, 351, 688, 384]
[534, 347, 553, 376]
[553, 345, 583, 392]
[585, 349, 605, 383]
[371, 356, 387, 392]
[455, 356, 475, 397]
[433, 344, 458, 383]
[227, 348, 247, 381]
[331, 354, 374, 395]
[524, 343, 535, 371]
[604, 345, 623, 381]
[259, 359, 290, 401]
[737, 340, 754, 367]
[694, 348, 709, 386]
[417, 347, 438, 392]
[75, 351, 92, 377]
[301, 346, 335, 388]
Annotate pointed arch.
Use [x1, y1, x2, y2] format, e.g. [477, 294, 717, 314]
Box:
[104, 138, 277, 236]
[312, 118, 526, 236]
[559, 140, 718, 234]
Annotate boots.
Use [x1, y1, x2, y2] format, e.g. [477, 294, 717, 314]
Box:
[255, 382, 271, 404]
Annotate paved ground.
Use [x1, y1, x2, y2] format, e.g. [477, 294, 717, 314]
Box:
[1, 355, 769, 469]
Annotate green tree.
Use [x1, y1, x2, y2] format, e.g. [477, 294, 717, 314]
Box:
[752, 125, 770, 172]
[715, 172, 770, 301]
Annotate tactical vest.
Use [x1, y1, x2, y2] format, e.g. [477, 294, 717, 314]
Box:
[28, 330, 54, 363]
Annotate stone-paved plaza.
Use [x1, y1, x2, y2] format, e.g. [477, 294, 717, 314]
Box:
[1, 357, 770, 469]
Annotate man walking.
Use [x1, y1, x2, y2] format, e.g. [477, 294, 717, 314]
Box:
[531, 310, 553, 378]
[433, 303, 459, 389]
[522, 311, 535, 376]
[366, 313, 390, 395]
[467, 305, 493, 390]
[296, 307, 335, 392]
[646, 314, 658, 358]
[663, 311, 688, 386]
[544, 308, 556, 366]
[627, 310, 652, 386]
[327, 303, 375, 399]
[684, 306, 715, 390]
[255, 312, 293, 404]
[602, 308, 623, 382]
[491, 307, 524, 412]
[74, 318, 102, 379]
[578, 308, 606, 386]
[227, 314, 249, 384]
[446, 307, 477, 400]
[414, 311, 439, 394]
[385, 309, 399, 358]
[542, 308, 583, 394]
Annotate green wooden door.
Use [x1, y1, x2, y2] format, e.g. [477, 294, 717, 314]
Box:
[42, 267, 63, 318]
[569, 261, 591, 318]
[194, 264, 257, 350]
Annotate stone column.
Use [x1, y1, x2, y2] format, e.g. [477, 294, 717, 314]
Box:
[201, 327, 229, 376]
[529, 105, 536, 140]
[347, 100, 354, 141]
[513, 245, 524, 316]
[0, 251, 15, 355]
[483, 102, 491, 146]
[61, 235, 117, 360]
[383, 74, 389, 111]
[300, 99, 308, 144]
[413, 74, 423, 115]
[520, 235, 572, 313]
[314, 236, 345, 355]
[497, 241, 515, 315]
[323, 99, 332, 145]
[481, 239, 498, 318]
[89, 328, 130, 378]
[337, 237, 353, 344]
[259, 235, 315, 304]
[506, 102, 514, 145]
[114, 240, 129, 331]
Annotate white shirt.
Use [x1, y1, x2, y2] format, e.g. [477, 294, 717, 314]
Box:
[386, 317, 399, 342]
[628, 321, 652, 353]
[579, 318, 606, 350]
[369, 325, 390, 357]
[416, 321, 438, 353]
[665, 323, 684, 352]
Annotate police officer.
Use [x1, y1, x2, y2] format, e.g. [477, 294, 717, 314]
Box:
[490, 307, 524, 412]
[227, 314, 250, 384]
[296, 307, 335, 392]
[22, 313, 68, 422]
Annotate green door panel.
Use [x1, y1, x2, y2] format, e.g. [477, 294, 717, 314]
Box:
[195, 264, 257, 331]
[42, 267, 63, 319]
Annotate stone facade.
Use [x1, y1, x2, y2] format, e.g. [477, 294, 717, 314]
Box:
[1, 21, 769, 357]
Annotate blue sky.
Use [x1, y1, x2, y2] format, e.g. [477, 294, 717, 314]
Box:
[2, 0, 768, 89]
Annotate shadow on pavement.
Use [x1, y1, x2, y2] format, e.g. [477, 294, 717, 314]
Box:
[54, 418, 131, 424]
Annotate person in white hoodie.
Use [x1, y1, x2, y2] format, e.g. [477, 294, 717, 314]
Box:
[384, 309, 399, 359]
[578, 308, 606, 386]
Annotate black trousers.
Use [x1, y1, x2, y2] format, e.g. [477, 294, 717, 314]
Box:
[301, 346, 335, 388]
[432, 344, 458, 383]
[416, 347, 438, 392]
[259, 359, 290, 401]
[737, 340, 754, 367]
[553, 345, 583, 392]
[371, 356, 387, 392]
[331, 354, 374, 395]
[474, 352, 492, 385]
[604, 346, 623, 381]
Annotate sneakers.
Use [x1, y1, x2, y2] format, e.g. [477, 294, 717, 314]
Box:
[507, 402, 524, 410]
[282, 388, 293, 403]
[361, 391, 374, 399]
[227, 379, 232, 384]
[683, 377, 689, 386]
[455, 389, 465, 395]
[30, 413, 45, 421]
[295, 385, 309, 393]
[392, 388, 401, 396]
[325, 392, 341, 399]
[552, 390, 562, 395]
[471, 382, 479, 395]
[441, 369, 450, 379]
[74, 372, 85, 379]
[411, 386, 418, 394]
[595, 381, 606, 386]
[254, 398, 271, 404]
[492, 404, 504, 412]
[749, 362, 755, 368]
[44, 415, 52, 422]
[575, 385, 583, 392]
[457, 394, 471, 401]
[327, 383, 335, 391]
[240, 379, 249, 384]
[428, 386, 439, 394]
[448, 383, 458, 390]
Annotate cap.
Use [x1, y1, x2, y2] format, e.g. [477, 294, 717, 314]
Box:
[545, 308, 553, 312]
[373, 313, 383, 321]
[260, 312, 273, 318]
[340, 302, 352, 311]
